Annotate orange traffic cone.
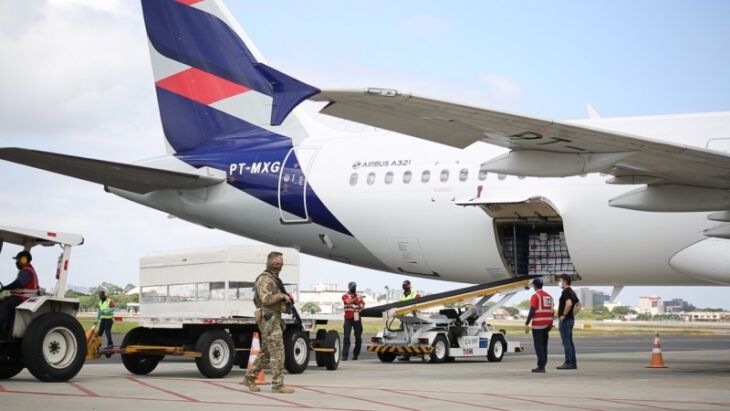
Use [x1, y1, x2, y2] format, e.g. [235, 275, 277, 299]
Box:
[647, 331, 668, 368]
[247, 332, 269, 385]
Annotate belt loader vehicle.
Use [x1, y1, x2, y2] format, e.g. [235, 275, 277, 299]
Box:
[365, 277, 533, 363]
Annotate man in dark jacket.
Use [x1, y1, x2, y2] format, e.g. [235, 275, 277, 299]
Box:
[557, 274, 579, 369]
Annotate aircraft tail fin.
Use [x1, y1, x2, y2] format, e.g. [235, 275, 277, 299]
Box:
[141, 0, 320, 153]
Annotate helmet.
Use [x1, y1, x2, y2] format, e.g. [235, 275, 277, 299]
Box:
[529, 277, 543, 288]
[348, 281, 357, 289]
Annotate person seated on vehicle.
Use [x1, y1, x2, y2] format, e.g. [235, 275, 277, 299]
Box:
[0, 251, 40, 336]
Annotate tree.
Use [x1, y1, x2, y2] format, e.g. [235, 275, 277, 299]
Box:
[300, 302, 321, 315]
[516, 299, 531, 310]
[636, 313, 653, 321]
[611, 305, 635, 316]
[592, 305, 609, 316]
[504, 306, 520, 317]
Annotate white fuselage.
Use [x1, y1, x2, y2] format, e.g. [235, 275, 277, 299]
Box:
[114, 110, 730, 287]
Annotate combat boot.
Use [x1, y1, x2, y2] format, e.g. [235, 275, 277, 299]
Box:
[272, 385, 295, 394]
[239, 376, 261, 392]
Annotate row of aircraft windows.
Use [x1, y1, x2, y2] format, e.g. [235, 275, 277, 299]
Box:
[349, 166, 497, 186]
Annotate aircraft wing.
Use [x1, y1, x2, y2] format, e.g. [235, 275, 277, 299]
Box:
[312, 89, 730, 212]
[0, 148, 225, 194]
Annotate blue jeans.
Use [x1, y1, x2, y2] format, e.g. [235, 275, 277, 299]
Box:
[559, 317, 577, 366]
[531, 327, 550, 369]
[342, 319, 362, 359]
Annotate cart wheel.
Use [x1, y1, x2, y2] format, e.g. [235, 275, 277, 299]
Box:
[22, 312, 86, 382]
[121, 327, 163, 375]
[322, 330, 340, 371]
[284, 328, 310, 374]
[0, 360, 24, 380]
[487, 334, 506, 362]
[314, 329, 327, 367]
[429, 335, 449, 363]
[377, 351, 396, 363]
[195, 329, 235, 378]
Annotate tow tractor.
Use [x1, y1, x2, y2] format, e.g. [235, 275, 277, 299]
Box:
[364, 277, 535, 363]
[0, 225, 86, 382]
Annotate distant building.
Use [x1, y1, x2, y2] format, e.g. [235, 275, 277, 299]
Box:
[578, 288, 610, 309]
[664, 298, 692, 313]
[298, 282, 377, 315]
[636, 295, 664, 315]
[678, 311, 728, 322]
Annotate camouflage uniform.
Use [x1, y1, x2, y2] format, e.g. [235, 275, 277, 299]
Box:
[246, 270, 288, 387]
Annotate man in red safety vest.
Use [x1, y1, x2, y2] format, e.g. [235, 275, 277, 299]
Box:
[524, 277, 554, 373]
[341, 281, 365, 361]
[0, 251, 40, 335]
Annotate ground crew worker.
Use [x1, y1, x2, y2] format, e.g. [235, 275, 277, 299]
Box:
[97, 290, 116, 348]
[241, 251, 295, 394]
[524, 278, 554, 373]
[399, 280, 419, 302]
[0, 251, 40, 335]
[341, 281, 365, 361]
[398, 280, 419, 361]
[557, 274, 579, 370]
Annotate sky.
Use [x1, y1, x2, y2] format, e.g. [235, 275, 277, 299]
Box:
[0, 1, 729, 309]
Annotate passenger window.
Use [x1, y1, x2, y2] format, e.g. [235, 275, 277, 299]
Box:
[459, 168, 468, 181]
[421, 170, 431, 183]
[403, 170, 412, 184]
[478, 163, 489, 181]
[349, 173, 358, 186]
[440, 169, 449, 182]
[385, 171, 394, 184]
[367, 172, 376, 185]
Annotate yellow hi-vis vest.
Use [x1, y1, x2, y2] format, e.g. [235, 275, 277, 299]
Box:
[400, 292, 417, 302]
[98, 299, 116, 320]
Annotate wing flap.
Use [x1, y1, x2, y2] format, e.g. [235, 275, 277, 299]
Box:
[0, 148, 224, 194]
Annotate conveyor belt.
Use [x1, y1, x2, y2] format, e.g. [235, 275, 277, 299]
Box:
[360, 276, 537, 318]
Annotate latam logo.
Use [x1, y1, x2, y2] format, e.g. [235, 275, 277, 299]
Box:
[229, 161, 282, 176]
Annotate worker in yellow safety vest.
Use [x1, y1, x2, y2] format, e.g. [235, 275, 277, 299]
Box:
[398, 280, 419, 361]
[97, 290, 116, 348]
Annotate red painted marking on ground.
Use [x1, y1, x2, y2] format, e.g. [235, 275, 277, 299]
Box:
[591, 398, 684, 411]
[67, 382, 99, 397]
[203, 380, 311, 409]
[127, 377, 199, 402]
[0, 384, 6, 392]
[297, 385, 418, 411]
[479, 392, 605, 411]
[381, 388, 509, 411]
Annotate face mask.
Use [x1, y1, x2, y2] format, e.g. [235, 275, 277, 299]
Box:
[559, 282, 565, 289]
[15, 261, 21, 270]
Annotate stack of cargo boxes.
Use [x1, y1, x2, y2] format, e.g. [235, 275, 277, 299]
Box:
[528, 232, 575, 275]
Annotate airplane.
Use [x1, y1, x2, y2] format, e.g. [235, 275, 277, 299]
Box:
[1, 0, 729, 295]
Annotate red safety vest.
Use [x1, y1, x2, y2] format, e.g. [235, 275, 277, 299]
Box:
[530, 290, 554, 329]
[11, 265, 40, 301]
[342, 293, 364, 321]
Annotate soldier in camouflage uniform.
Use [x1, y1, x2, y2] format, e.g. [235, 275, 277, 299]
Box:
[241, 251, 295, 394]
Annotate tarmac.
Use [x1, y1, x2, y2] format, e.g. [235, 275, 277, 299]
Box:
[1, 334, 729, 411]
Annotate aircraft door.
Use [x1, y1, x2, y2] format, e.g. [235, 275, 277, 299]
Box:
[278, 147, 319, 224]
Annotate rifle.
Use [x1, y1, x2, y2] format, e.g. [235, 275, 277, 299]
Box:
[275, 277, 302, 325]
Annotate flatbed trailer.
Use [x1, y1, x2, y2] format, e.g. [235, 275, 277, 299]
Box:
[86, 245, 341, 378]
[363, 276, 539, 363]
[87, 314, 340, 378]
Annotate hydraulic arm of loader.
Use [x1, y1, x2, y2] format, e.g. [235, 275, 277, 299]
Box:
[361, 276, 536, 318]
